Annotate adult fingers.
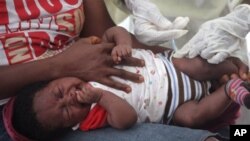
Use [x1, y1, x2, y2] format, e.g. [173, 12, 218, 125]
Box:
[220, 74, 230, 84]
[134, 18, 187, 45]
[132, 1, 173, 29]
[174, 32, 205, 59]
[207, 52, 228, 64]
[172, 17, 190, 29]
[173, 47, 190, 58]
[94, 67, 144, 92]
[138, 28, 188, 44]
[103, 54, 116, 66]
[99, 77, 131, 93]
[230, 57, 249, 80]
[200, 46, 216, 59]
[147, 8, 173, 29]
[96, 42, 115, 53]
[157, 29, 188, 41]
[109, 68, 144, 83]
[119, 56, 145, 67]
[185, 30, 206, 58]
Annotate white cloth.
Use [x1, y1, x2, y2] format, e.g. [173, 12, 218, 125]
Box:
[105, 0, 243, 47]
[247, 33, 250, 67]
[105, 0, 247, 64]
[174, 4, 250, 64]
[124, 0, 189, 46]
[90, 49, 169, 123]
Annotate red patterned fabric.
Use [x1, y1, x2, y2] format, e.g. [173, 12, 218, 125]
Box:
[0, 0, 84, 65]
[3, 98, 33, 141]
[79, 104, 107, 131]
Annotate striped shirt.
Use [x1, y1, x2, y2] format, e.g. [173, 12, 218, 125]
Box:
[89, 49, 211, 124]
[157, 50, 211, 123]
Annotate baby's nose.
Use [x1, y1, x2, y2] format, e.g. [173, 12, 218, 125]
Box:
[67, 91, 79, 105]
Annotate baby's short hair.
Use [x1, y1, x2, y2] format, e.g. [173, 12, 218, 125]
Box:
[12, 81, 69, 141]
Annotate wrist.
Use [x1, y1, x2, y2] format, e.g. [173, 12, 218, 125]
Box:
[47, 57, 63, 79]
[97, 90, 109, 105]
[96, 90, 104, 103]
[171, 57, 182, 71]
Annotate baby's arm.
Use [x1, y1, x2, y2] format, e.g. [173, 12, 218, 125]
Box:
[103, 26, 132, 63]
[172, 56, 249, 81]
[97, 89, 137, 129]
[77, 84, 137, 129]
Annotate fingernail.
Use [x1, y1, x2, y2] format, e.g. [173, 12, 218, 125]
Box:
[126, 87, 131, 93]
[141, 60, 145, 66]
[139, 76, 144, 82]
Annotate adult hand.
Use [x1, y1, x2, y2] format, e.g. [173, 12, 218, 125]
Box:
[51, 38, 144, 93]
[124, 0, 189, 46]
[219, 57, 250, 84]
[174, 4, 250, 64]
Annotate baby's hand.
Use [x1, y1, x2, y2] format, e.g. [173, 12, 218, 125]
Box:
[111, 44, 132, 64]
[76, 83, 102, 104]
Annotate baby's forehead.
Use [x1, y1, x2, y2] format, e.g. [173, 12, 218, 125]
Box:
[47, 80, 59, 87]
[33, 88, 57, 110]
[39, 81, 59, 92]
[45, 79, 68, 89]
[33, 94, 64, 127]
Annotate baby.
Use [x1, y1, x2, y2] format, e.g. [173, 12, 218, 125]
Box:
[3, 26, 250, 141]
[6, 76, 250, 141]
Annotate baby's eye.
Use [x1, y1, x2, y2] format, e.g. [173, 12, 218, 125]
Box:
[54, 87, 64, 99]
[76, 84, 84, 91]
[59, 87, 64, 97]
[63, 106, 71, 122]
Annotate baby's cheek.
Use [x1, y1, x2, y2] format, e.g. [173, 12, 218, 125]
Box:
[72, 107, 90, 122]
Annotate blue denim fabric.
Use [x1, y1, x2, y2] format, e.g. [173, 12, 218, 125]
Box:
[1, 104, 228, 141]
[0, 105, 12, 141]
[59, 124, 220, 141]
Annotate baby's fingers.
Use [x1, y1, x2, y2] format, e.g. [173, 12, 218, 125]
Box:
[121, 49, 129, 57]
[125, 47, 132, 56]
[118, 47, 131, 57]
[111, 50, 120, 63]
[76, 90, 87, 103]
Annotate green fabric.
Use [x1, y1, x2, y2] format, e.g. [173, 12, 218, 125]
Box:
[104, 0, 243, 24]
[104, 0, 130, 24]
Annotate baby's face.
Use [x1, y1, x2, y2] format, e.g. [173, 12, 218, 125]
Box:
[33, 77, 91, 130]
